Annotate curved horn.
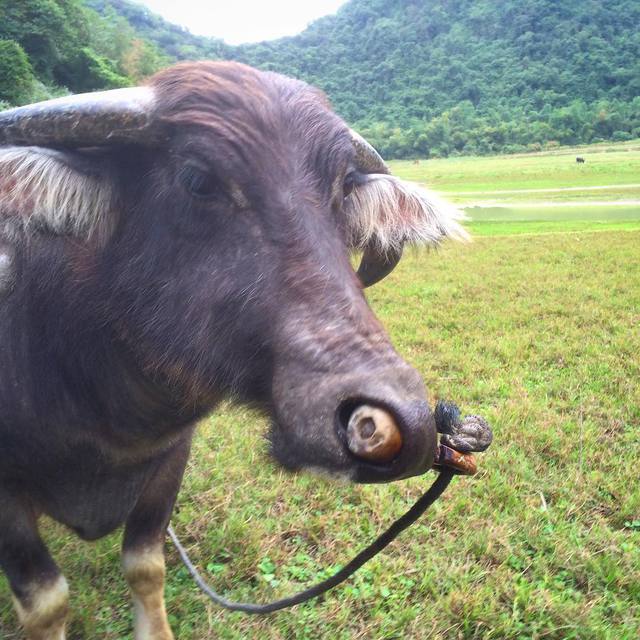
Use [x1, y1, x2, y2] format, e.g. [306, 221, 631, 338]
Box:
[350, 129, 390, 175]
[0, 87, 160, 148]
[356, 244, 403, 288]
[350, 130, 401, 286]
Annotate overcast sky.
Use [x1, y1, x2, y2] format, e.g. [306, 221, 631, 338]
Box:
[135, 0, 348, 44]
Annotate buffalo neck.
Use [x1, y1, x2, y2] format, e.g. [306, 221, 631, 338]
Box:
[0, 234, 210, 454]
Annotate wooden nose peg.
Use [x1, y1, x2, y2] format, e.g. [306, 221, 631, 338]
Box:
[346, 405, 402, 463]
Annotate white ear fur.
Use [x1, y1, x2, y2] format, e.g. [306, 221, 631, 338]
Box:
[345, 174, 469, 253]
[0, 146, 114, 241]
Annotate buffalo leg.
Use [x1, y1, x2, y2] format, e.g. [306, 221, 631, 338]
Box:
[0, 490, 68, 640]
[122, 438, 191, 640]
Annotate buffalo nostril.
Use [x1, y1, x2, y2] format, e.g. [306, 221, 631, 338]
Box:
[359, 418, 376, 439]
[346, 405, 402, 463]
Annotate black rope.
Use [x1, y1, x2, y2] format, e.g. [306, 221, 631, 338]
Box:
[167, 468, 455, 614]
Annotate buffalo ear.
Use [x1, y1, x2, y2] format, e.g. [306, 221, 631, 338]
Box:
[0, 87, 159, 243]
[0, 146, 116, 242]
[345, 174, 469, 287]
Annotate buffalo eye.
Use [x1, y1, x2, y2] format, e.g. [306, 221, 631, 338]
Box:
[179, 165, 223, 200]
[343, 172, 357, 199]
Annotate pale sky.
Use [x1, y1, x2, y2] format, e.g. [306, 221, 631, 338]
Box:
[136, 0, 348, 44]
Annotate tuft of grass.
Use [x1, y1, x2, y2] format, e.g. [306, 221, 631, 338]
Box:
[1, 230, 638, 639]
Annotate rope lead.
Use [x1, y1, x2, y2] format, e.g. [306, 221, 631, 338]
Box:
[168, 468, 454, 614]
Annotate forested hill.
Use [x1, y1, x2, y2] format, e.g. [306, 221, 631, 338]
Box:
[1, 0, 639, 158]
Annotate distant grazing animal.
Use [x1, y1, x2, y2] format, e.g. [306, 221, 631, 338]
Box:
[576, 156, 586, 163]
[0, 61, 467, 639]
[413, 159, 420, 165]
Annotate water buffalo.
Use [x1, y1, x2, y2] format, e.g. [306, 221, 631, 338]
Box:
[0, 61, 467, 639]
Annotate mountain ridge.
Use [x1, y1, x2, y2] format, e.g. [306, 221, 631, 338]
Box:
[2, 0, 639, 158]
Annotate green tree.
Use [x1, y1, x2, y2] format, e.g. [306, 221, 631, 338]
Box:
[0, 39, 36, 105]
[56, 46, 130, 91]
[3, 0, 638, 157]
[0, 0, 69, 83]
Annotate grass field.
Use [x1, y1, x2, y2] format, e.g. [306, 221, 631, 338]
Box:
[389, 139, 640, 238]
[1, 142, 639, 639]
[388, 139, 640, 192]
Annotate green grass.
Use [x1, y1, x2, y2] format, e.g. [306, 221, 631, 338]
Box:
[391, 140, 640, 238]
[464, 204, 640, 237]
[467, 219, 640, 237]
[1, 141, 639, 639]
[388, 139, 640, 196]
[465, 204, 640, 222]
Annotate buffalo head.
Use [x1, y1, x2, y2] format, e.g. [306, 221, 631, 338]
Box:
[0, 62, 467, 482]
